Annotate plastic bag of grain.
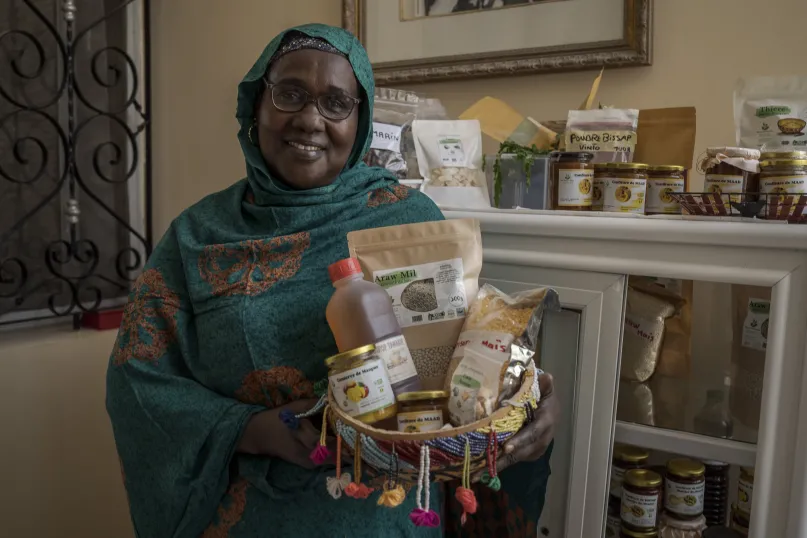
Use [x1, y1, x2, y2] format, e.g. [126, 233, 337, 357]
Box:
[347, 219, 482, 390]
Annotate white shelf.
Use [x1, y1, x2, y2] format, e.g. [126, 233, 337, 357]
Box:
[615, 421, 757, 467]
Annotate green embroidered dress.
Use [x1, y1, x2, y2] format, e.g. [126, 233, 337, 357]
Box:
[106, 24, 550, 538]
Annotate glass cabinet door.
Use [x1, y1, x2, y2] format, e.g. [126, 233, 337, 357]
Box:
[480, 262, 626, 538]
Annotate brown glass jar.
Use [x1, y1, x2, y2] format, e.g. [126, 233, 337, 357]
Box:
[396, 390, 447, 433]
[759, 159, 807, 214]
[621, 469, 663, 532]
[550, 151, 594, 210]
[600, 163, 649, 214]
[621, 528, 659, 538]
[701, 147, 760, 204]
[611, 445, 650, 500]
[664, 459, 705, 519]
[646, 165, 685, 215]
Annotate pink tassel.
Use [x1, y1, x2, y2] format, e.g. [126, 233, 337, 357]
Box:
[455, 486, 478, 525]
[344, 482, 374, 499]
[409, 508, 441, 527]
[309, 445, 331, 465]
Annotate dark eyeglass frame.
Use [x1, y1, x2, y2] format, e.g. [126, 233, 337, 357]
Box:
[262, 79, 361, 121]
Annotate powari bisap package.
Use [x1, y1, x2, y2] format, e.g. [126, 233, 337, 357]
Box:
[347, 218, 483, 390]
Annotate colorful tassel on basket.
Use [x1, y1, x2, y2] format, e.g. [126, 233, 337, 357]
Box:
[378, 444, 406, 508]
[326, 433, 352, 499]
[309, 405, 331, 465]
[481, 429, 501, 491]
[455, 439, 478, 525]
[344, 434, 374, 499]
[409, 445, 440, 527]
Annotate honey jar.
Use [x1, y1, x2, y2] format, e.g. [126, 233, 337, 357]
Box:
[664, 459, 705, 520]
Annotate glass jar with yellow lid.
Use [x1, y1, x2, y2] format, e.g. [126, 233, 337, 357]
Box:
[646, 165, 686, 215]
[326, 344, 397, 424]
[759, 159, 807, 215]
[396, 390, 447, 432]
[611, 444, 650, 500]
[664, 458, 706, 519]
[621, 469, 663, 532]
[600, 163, 649, 214]
[760, 150, 807, 161]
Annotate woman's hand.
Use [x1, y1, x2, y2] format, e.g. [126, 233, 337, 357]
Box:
[237, 398, 323, 469]
[475, 372, 558, 480]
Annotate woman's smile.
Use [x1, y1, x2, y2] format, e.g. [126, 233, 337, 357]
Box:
[285, 139, 327, 161]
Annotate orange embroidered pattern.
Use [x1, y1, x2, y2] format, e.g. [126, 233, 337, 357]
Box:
[201, 478, 249, 538]
[235, 366, 315, 409]
[367, 184, 410, 207]
[198, 232, 310, 297]
[112, 269, 180, 365]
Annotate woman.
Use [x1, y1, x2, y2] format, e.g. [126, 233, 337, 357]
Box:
[107, 24, 556, 538]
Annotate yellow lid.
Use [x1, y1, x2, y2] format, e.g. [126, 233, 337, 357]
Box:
[600, 162, 649, 170]
[761, 151, 807, 160]
[624, 469, 662, 488]
[397, 390, 448, 403]
[614, 445, 650, 463]
[648, 165, 685, 172]
[666, 458, 705, 478]
[760, 159, 807, 168]
[325, 344, 376, 367]
[620, 529, 658, 538]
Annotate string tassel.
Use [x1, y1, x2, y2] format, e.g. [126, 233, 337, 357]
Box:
[309, 405, 332, 465]
[326, 433, 352, 499]
[455, 438, 478, 525]
[409, 445, 440, 527]
[481, 429, 502, 491]
[344, 433, 374, 500]
[378, 444, 406, 508]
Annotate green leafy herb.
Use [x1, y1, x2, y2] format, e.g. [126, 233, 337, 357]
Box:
[490, 141, 550, 208]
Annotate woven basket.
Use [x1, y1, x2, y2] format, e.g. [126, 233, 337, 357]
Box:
[327, 365, 539, 485]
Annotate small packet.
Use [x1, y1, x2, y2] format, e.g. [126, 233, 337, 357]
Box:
[448, 347, 503, 426]
[412, 119, 490, 209]
[620, 288, 676, 382]
[364, 88, 418, 179]
[565, 108, 639, 163]
[734, 76, 807, 152]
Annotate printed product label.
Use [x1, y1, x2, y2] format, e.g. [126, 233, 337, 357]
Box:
[452, 330, 515, 362]
[610, 465, 626, 498]
[437, 136, 467, 167]
[370, 122, 403, 153]
[605, 513, 621, 538]
[705, 174, 744, 204]
[397, 410, 444, 433]
[742, 298, 770, 351]
[646, 177, 685, 214]
[620, 489, 659, 529]
[602, 177, 646, 213]
[373, 258, 467, 328]
[741, 101, 807, 151]
[665, 479, 705, 515]
[567, 130, 637, 153]
[329, 359, 395, 419]
[557, 169, 594, 207]
[738, 476, 754, 513]
[760, 175, 807, 215]
[592, 177, 605, 210]
[448, 348, 501, 426]
[374, 334, 418, 385]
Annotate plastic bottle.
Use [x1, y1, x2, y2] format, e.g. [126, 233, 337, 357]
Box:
[326, 258, 421, 396]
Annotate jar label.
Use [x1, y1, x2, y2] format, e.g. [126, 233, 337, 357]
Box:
[665, 478, 705, 515]
[621, 489, 659, 528]
[557, 169, 594, 207]
[374, 334, 418, 385]
[737, 476, 754, 514]
[370, 122, 403, 154]
[610, 465, 626, 498]
[373, 258, 467, 329]
[397, 409, 444, 432]
[742, 298, 770, 351]
[329, 359, 395, 418]
[646, 177, 685, 214]
[437, 136, 467, 167]
[592, 177, 605, 210]
[704, 174, 744, 204]
[602, 177, 646, 213]
[760, 175, 807, 215]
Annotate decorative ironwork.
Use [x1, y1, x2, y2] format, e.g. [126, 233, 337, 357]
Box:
[0, 0, 151, 326]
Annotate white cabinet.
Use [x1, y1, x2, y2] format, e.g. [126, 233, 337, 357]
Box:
[445, 209, 807, 538]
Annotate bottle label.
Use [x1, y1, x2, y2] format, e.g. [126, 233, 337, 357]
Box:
[760, 175, 807, 215]
[373, 258, 467, 328]
[665, 478, 705, 515]
[329, 359, 395, 418]
[742, 298, 770, 351]
[610, 465, 626, 498]
[557, 169, 594, 207]
[621, 489, 659, 528]
[704, 174, 744, 204]
[602, 177, 646, 213]
[737, 476, 754, 514]
[374, 334, 418, 385]
[646, 177, 685, 214]
[397, 409, 444, 432]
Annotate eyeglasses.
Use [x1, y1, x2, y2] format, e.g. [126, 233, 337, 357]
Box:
[263, 80, 361, 121]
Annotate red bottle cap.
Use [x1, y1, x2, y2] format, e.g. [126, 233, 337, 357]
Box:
[328, 258, 362, 283]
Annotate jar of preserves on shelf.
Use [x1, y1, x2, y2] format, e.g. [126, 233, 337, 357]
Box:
[592, 163, 609, 211]
[326, 344, 397, 424]
[606, 496, 622, 537]
[549, 151, 594, 210]
[396, 390, 447, 433]
[646, 165, 685, 215]
[664, 458, 705, 519]
[659, 513, 707, 538]
[611, 445, 650, 499]
[703, 460, 730, 527]
[621, 469, 663, 532]
[736, 467, 754, 517]
[759, 159, 807, 215]
[700, 147, 760, 205]
[760, 150, 807, 162]
[620, 528, 659, 538]
[600, 163, 649, 214]
[730, 504, 749, 536]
